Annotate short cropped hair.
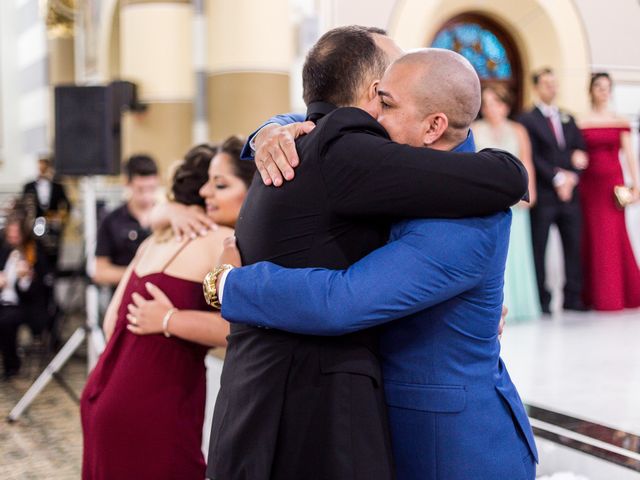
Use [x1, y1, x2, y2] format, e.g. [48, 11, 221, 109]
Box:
[532, 67, 554, 85]
[482, 83, 514, 109]
[123, 154, 158, 181]
[302, 26, 389, 107]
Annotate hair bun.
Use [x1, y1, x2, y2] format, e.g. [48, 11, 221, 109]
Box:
[171, 144, 217, 207]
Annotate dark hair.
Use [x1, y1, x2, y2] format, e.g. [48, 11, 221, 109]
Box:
[172, 145, 216, 207]
[302, 25, 389, 107]
[124, 154, 158, 181]
[482, 84, 514, 109]
[3, 215, 30, 243]
[532, 67, 554, 85]
[590, 72, 612, 92]
[219, 135, 255, 188]
[38, 154, 52, 165]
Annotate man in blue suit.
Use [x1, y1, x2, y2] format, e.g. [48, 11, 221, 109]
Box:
[215, 49, 538, 479]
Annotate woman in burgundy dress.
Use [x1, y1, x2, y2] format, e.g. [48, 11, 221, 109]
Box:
[81, 139, 253, 479]
[579, 72, 640, 311]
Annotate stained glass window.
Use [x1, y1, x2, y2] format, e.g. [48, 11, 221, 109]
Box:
[431, 22, 512, 80]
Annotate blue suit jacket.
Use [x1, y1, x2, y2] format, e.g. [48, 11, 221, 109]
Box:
[228, 130, 537, 479]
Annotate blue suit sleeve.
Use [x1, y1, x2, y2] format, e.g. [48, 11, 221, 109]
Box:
[240, 113, 306, 159]
[221, 219, 498, 335]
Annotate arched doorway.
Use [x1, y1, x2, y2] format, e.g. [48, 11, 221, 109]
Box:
[388, 0, 591, 114]
[430, 13, 524, 113]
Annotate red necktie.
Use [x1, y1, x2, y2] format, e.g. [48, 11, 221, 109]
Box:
[546, 116, 560, 146]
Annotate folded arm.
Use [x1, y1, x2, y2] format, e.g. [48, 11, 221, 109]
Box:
[244, 109, 528, 215]
[221, 218, 498, 335]
[320, 110, 527, 218]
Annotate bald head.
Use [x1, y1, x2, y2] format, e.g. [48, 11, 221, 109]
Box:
[393, 48, 481, 136]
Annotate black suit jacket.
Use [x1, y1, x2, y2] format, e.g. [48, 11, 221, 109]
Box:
[22, 180, 70, 218]
[207, 103, 528, 480]
[517, 106, 586, 202]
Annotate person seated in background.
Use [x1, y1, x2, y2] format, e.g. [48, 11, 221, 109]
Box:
[0, 214, 54, 380]
[22, 154, 71, 270]
[93, 154, 158, 287]
[81, 138, 253, 480]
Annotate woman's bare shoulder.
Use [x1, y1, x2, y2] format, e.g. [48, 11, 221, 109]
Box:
[195, 226, 235, 249]
[185, 227, 235, 263]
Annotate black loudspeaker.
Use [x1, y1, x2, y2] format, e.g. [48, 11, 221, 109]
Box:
[54, 82, 143, 176]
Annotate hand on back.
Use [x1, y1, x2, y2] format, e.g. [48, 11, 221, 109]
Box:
[254, 121, 315, 187]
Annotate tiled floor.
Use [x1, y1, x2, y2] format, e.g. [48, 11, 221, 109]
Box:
[2, 308, 639, 479]
[0, 355, 84, 480]
[501, 309, 640, 436]
[0, 336, 223, 480]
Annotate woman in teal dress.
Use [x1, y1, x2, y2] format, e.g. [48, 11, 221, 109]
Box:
[473, 84, 541, 322]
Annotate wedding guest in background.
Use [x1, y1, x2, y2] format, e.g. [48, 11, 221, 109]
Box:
[80, 142, 240, 480]
[0, 215, 53, 380]
[518, 68, 588, 314]
[93, 155, 158, 288]
[474, 84, 541, 322]
[578, 72, 640, 311]
[22, 154, 71, 269]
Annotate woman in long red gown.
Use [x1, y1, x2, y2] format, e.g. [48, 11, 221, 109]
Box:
[81, 138, 253, 479]
[579, 73, 640, 311]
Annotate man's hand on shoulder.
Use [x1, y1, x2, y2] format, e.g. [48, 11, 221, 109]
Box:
[255, 121, 315, 187]
[151, 202, 217, 241]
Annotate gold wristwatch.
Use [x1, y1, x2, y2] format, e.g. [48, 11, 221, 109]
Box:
[203, 264, 234, 309]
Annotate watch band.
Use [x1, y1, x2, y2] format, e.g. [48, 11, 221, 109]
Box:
[203, 264, 234, 309]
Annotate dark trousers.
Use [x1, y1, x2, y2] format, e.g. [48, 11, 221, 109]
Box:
[207, 326, 395, 480]
[530, 198, 583, 309]
[0, 305, 22, 375]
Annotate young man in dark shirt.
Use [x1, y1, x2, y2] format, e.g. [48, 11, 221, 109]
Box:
[93, 155, 158, 287]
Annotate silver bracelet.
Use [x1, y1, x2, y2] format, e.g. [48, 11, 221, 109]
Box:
[162, 308, 177, 338]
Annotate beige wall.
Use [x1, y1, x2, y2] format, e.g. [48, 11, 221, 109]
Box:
[119, 1, 194, 173]
[574, 0, 640, 78]
[207, 72, 289, 142]
[389, 0, 591, 114]
[48, 37, 75, 85]
[330, 0, 640, 113]
[120, 2, 193, 101]
[206, 0, 292, 142]
[97, 0, 294, 166]
[207, 0, 293, 72]
[121, 102, 194, 169]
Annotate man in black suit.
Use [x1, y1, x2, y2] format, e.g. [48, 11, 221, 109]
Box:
[206, 26, 528, 480]
[22, 155, 71, 269]
[518, 68, 588, 314]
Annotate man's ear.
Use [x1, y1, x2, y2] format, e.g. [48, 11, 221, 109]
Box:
[367, 80, 380, 101]
[422, 113, 449, 146]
